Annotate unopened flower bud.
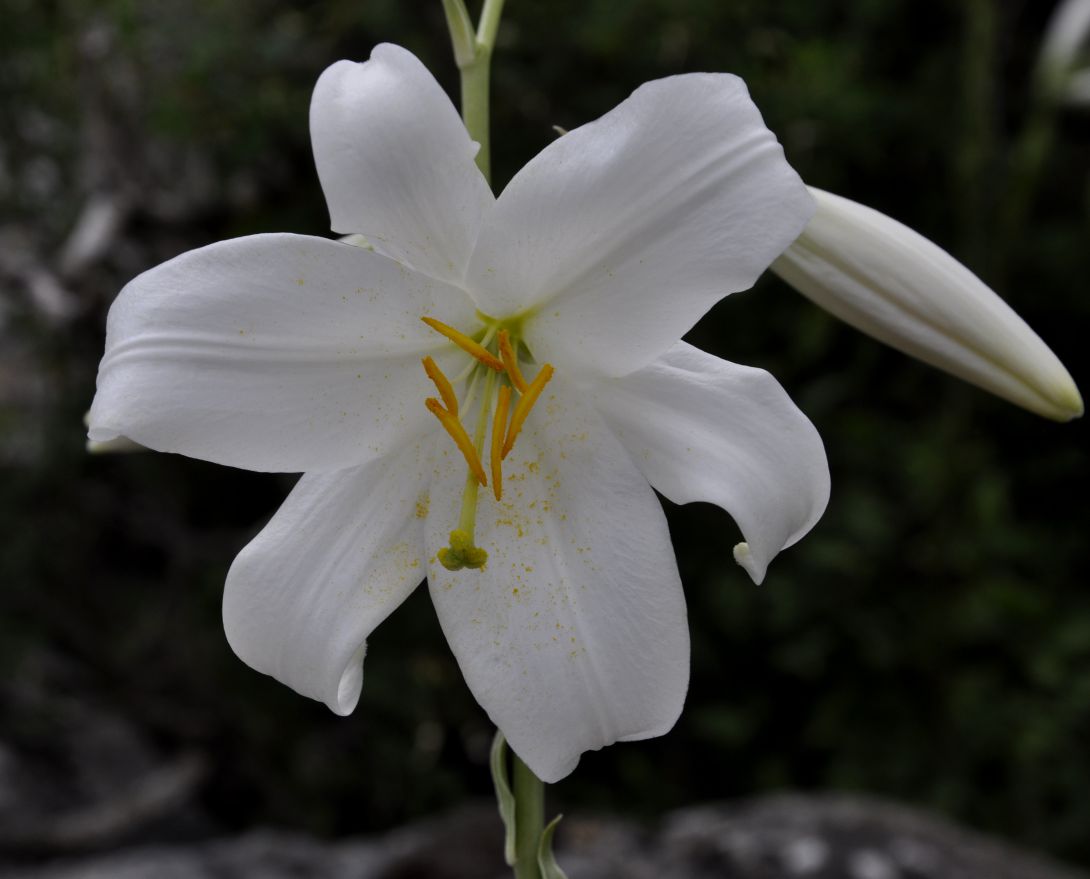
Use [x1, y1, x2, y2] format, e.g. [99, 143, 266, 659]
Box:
[773, 187, 1082, 421]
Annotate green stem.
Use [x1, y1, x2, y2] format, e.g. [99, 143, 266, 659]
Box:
[476, 0, 507, 50]
[513, 752, 545, 879]
[456, 0, 507, 183]
[461, 56, 493, 181]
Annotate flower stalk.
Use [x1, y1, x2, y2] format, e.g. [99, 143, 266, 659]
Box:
[513, 755, 546, 879]
[445, 3, 551, 876]
[443, 0, 508, 181]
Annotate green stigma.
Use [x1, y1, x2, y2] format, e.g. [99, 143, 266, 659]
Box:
[438, 529, 488, 571]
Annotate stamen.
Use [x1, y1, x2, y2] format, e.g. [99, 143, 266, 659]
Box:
[490, 385, 512, 501]
[422, 356, 458, 415]
[425, 397, 488, 486]
[502, 363, 555, 460]
[422, 316, 504, 371]
[497, 330, 528, 393]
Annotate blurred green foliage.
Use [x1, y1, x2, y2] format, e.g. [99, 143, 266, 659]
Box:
[2, 0, 1088, 866]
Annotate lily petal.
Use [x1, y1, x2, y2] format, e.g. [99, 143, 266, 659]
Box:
[425, 379, 689, 783]
[223, 440, 431, 714]
[89, 233, 475, 472]
[772, 188, 1084, 421]
[466, 73, 813, 376]
[591, 342, 829, 585]
[311, 44, 494, 284]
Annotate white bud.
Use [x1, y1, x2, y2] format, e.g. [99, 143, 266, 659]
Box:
[1037, 0, 1090, 98]
[772, 188, 1083, 421]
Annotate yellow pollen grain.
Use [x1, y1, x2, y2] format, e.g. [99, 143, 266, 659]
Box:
[502, 364, 555, 460]
[425, 397, 487, 486]
[497, 330, 527, 392]
[490, 384, 512, 501]
[421, 356, 458, 415]
[421, 316, 504, 371]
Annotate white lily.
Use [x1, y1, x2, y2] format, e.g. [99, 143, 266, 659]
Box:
[1037, 0, 1090, 104]
[88, 44, 829, 782]
[773, 187, 1083, 422]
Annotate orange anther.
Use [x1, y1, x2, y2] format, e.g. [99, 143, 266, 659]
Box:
[502, 364, 555, 460]
[490, 385, 512, 501]
[425, 397, 487, 486]
[497, 330, 528, 393]
[421, 317, 504, 371]
[422, 356, 458, 415]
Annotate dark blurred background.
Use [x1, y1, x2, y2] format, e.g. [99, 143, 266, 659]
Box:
[1, 0, 1088, 871]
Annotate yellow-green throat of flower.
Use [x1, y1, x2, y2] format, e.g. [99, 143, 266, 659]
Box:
[420, 314, 554, 572]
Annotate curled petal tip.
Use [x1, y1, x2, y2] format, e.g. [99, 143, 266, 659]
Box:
[87, 435, 146, 454]
[733, 542, 764, 585]
[84, 411, 145, 453]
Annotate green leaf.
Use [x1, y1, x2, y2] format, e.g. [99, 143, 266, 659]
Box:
[537, 814, 569, 879]
[489, 730, 517, 866]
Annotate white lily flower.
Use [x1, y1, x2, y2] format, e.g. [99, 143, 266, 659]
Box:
[88, 44, 829, 782]
[1037, 0, 1090, 102]
[773, 187, 1083, 422]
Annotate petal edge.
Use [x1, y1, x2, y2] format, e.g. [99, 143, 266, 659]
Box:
[223, 441, 432, 713]
[592, 342, 830, 584]
[311, 45, 494, 284]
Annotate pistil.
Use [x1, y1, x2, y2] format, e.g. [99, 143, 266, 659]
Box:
[439, 367, 496, 571]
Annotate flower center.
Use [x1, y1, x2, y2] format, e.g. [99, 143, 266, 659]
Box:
[420, 314, 555, 571]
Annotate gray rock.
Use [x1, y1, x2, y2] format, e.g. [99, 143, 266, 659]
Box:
[5, 796, 1088, 879]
